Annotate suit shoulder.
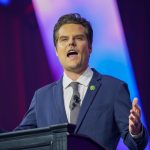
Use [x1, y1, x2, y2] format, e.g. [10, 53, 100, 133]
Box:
[36, 80, 60, 93]
[92, 68, 126, 85]
[100, 74, 130, 95]
[101, 74, 126, 85]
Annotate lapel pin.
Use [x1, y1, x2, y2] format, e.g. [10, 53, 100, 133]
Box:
[90, 85, 95, 91]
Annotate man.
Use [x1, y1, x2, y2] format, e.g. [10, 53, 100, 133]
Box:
[16, 13, 148, 149]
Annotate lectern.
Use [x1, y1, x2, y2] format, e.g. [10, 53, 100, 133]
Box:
[0, 124, 106, 150]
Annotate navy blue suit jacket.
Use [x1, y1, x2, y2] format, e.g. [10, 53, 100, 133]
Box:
[16, 69, 148, 150]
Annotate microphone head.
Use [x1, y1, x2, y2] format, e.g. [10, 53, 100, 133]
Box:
[73, 95, 81, 103]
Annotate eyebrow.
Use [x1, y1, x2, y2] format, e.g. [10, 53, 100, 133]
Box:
[59, 34, 86, 39]
[74, 34, 86, 38]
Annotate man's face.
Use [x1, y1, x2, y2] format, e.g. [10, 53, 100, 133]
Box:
[55, 24, 91, 74]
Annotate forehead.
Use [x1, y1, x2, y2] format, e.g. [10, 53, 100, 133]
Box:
[57, 24, 86, 37]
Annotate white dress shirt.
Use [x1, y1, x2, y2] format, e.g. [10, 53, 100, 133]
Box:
[63, 67, 93, 122]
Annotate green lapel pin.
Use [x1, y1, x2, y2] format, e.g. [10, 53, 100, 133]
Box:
[90, 85, 95, 91]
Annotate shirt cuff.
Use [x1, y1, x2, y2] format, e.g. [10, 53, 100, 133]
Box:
[130, 126, 143, 139]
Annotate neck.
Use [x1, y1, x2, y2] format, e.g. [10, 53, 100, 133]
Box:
[64, 67, 88, 81]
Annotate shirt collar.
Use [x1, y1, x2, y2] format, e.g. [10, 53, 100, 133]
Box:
[63, 67, 93, 89]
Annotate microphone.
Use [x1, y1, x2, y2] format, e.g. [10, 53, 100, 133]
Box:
[70, 95, 81, 110]
[73, 95, 81, 103]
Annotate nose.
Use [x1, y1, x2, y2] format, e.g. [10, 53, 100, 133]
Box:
[68, 37, 76, 46]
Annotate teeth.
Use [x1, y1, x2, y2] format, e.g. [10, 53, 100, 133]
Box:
[69, 49, 76, 52]
[67, 49, 78, 57]
[70, 50, 75, 52]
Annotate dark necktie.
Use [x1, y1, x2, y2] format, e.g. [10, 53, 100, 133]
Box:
[69, 82, 81, 124]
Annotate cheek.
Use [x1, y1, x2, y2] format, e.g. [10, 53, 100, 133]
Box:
[56, 48, 63, 56]
[82, 47, 91, 57]
[57, 52, 66, 62]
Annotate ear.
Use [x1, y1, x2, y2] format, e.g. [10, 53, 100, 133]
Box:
[55, 47, 58, 56]
[89, 47, 92, 54]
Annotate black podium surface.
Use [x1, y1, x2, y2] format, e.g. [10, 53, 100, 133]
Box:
[0, 124, 106, 150]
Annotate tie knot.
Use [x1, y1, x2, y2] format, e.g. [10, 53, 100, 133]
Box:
[70, 82, 79, 91]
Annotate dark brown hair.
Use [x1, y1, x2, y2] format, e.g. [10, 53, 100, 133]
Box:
[53, 13, 93, 48]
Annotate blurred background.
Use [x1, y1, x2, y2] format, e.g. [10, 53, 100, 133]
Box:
[0, 0, 150, 149]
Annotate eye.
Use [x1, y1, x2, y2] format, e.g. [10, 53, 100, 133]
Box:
[77, 37, 83, 40]
[61, 38, 68, 41]
[75, 35, 85, 40]
[59, 37, 68, 42]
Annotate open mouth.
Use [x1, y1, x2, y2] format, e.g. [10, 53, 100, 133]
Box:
[67, 49, 78, 57]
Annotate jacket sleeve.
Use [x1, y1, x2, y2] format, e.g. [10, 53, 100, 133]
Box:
[14, 92, 37, 131]
[114, 83, 148, 150]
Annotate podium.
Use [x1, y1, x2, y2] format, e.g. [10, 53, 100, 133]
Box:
[0, 124, 106, 150]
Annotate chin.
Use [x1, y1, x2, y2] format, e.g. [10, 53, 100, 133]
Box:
[66, 62, 86, 72]
[70, 67, 86, 74]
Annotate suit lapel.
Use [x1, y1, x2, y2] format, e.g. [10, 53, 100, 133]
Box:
[53, 79, 68, 123]
[75, 69, 102, 132]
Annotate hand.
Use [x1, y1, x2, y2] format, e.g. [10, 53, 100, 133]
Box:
[129, 98, 142, 135]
